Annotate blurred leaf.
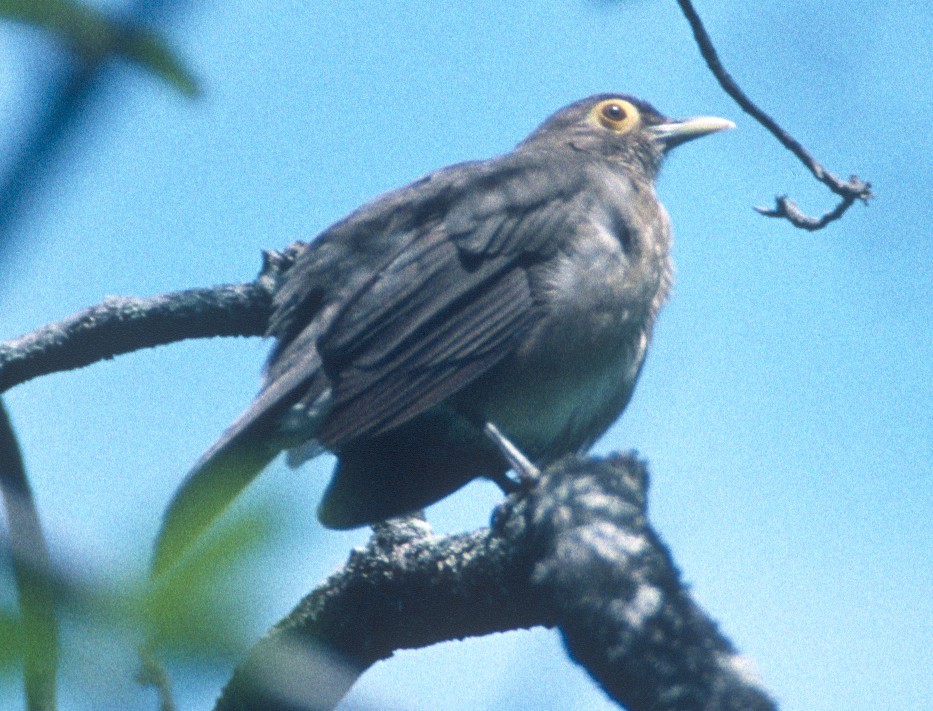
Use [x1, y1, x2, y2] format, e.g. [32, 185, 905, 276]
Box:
[1, 398, 59, 709]
[0, 607, 22, 676]
[119, 28, 199, 97]
[0, 0, 199, 96]
[142, 503, 280, 658]
[2, 498, 280, 676]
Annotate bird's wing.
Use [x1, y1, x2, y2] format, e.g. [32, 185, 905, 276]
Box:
[267, 151, 577, 351]
[316, 234, 534, 445]
[316, 152, 584, 445]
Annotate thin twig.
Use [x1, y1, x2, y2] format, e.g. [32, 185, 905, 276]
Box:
[0, 284, 268, 392]
[136, 647, 177, 711]
[675, 0, 873, 229]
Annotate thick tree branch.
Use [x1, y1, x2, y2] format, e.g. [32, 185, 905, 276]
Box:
[215, 455, 777, 711]
[0, 246, 302, 394]
[676, 0, 873, 229]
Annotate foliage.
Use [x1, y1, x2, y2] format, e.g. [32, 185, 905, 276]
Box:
[0, 0, 198, 96]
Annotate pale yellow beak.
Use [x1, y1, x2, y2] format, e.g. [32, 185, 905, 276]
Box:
[649, 115, 736, 150]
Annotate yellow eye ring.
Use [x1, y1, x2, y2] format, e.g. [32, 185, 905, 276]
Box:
[591, 99, 640, 133]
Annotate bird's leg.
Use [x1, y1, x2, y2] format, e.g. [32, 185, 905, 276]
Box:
[484, 423, 540, 490]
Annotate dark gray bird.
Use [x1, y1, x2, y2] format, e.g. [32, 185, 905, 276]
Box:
[153, 94, 733, 574]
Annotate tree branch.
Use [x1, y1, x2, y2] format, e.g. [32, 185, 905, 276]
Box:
[0, 246, 302, 394]
[215, 455, 777, 711]
[675, 0, 873, 229]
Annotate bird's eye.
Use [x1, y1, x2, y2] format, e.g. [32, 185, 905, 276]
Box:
[592, 99, 639, 133]
[603, 103, 625, 121]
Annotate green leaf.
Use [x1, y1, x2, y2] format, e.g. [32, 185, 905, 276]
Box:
[0, 0, 199, 96]
[0, 502, 279, 669]
[0, 608, 22, 676]
[141, 503, 280, 658]
[120, 28, 199, 97]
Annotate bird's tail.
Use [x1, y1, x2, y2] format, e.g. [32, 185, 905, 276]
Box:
[151, 367, 321, 577]
[151, 423, 279, 577]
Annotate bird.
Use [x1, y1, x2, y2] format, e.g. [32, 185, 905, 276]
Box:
[152, 93, 733, 575]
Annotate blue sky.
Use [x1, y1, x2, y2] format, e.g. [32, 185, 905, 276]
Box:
[1, 1, 930, 709]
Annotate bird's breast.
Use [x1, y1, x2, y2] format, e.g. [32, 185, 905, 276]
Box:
[458, 197, 671, 461]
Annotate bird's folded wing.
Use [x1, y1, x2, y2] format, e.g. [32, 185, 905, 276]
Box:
[317, 227, 540, 446]
[153, 150, 592, 573]
[295, 151, 586, 448]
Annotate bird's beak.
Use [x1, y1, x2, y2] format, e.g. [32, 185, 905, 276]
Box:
[648, 115, 735, 150]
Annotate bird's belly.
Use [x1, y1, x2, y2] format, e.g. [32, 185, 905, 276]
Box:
[483, 323, 648, 459]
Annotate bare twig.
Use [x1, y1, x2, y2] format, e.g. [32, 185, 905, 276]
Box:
[215, 455, 777, 711]
[0, 400, 58, 711]
[675, 0, 873, 229]
[0, 284, 267, 392]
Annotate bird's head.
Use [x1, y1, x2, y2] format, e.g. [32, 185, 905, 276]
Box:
[518, 93, 734, 177]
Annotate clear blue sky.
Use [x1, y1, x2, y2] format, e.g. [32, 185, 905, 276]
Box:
[1, 1, 930, 709]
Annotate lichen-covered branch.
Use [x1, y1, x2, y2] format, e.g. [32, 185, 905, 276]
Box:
[676, 0, 873, 229]
[0, 246, 302, 394]
[215, 455, 777, 711]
